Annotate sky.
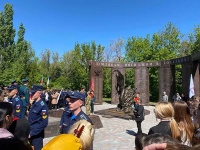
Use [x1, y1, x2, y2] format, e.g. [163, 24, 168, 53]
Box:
[1, 0, 200, 57]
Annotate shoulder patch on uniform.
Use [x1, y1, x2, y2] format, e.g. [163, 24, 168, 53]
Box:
[16, 104, 21, 112]
[42, 110, 47, 119]
[40, 101, 44, 106]
[15, 97, 19, 101]
[80, 114, 87, 120]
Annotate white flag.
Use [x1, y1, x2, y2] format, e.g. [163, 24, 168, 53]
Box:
[189, 74, 195, 98]
[47, 77, 50, 86]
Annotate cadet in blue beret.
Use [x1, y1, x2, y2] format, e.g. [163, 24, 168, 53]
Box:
[7, 85, 23, 119]
[28, 85, 48, 150]
[19, 78, 29, 118]
[59, 91, 93, 134]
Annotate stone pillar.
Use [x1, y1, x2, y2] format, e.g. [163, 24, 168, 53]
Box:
[135, 67, 149, 105]
[193, 62, 200, 96]
[89, 65, 103, 104]
[182, 63, 192, 99]
[159, 65, 175, 102]
[111, 68, 125, 104]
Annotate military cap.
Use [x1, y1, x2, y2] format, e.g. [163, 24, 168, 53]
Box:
[11, 79, 17, 84]
[63, 91, 74, 99]
[30, 85, 43, 94]
[69, 91, 85, 101]
[7, 85, 18, 91]
[22, 78, 29, 82]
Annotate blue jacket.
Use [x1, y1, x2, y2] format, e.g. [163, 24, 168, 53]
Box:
[60, 109, 92, 134]
[9, 96, 23, 119]
[28, 99, 48, 137]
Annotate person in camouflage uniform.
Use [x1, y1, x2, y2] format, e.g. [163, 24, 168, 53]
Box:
[86, 91, 91, 115]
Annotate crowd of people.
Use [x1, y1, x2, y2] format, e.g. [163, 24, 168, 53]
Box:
[133, 92, 200, 150]
[0, 78, 96, 150]
[2, 77, 200, 150]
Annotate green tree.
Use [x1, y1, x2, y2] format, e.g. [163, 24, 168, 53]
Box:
[12, 23, 35, 81]
[192, 25, 200, 53]
[0, 4, 16, 84]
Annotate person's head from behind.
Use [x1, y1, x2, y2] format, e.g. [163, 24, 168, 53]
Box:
[135, 133, 147, 150]
[68, 120, 95, 150]
[0, 137, 32, 150]
[143, 142, 190, 150]
[143, 133, 179, 148]
[193, 128, 200, 146]
[173, 101, 191, 122]
[173, 101, 194, 141]
[0, 102, 13, 128]
[154, 102, 174, 120]
[154, 102, 180, 140]
[65, 91, 72, 103]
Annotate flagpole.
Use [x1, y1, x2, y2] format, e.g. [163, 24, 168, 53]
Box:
[189, 74, 195, 98]
[47, 77, 50, 89]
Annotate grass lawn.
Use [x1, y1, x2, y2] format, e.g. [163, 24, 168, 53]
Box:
[103, 98, 111, 103]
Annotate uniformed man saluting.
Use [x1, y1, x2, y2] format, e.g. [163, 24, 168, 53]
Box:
[7, 84, 23, 119]
[28, 85, 48, 150]
[60, 91, 92, 134]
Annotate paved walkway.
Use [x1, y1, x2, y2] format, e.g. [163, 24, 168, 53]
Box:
[44, 103, 158, 150]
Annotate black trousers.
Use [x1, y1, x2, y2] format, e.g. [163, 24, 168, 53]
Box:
[136, 121, 142, 134]
[90, 102, 94, 113]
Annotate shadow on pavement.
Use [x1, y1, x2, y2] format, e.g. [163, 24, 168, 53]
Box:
[126, 129, 137, 136]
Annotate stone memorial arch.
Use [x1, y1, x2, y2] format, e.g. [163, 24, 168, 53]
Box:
[88, 52, 200, 105]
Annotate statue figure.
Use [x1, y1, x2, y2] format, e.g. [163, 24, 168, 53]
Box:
[113, 69, 137, 114]
[121, 86, 137, 114]
[113, 70, 125, 110]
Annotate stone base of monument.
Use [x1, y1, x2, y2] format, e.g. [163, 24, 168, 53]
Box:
[89, 115, 103, 129]
[45, 117, 60, 138]
[94, 108, 150, 120]
[48, 109, 64, 118]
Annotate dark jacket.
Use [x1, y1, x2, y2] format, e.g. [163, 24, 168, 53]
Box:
[134, 105, 144, 122]
[28, 99, 48, 138]
[8, 118, 30, 143]
[9, 96, 23, 119]
[148, 121, 172, 137]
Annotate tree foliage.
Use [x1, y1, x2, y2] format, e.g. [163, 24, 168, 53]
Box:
[1, 4, 200, 101]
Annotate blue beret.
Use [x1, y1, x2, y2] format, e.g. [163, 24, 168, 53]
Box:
[22, 78, 29, 82]
[30, 85, 43, 94]
[7, 84, 18, 91]
[69, 91, 85, 101]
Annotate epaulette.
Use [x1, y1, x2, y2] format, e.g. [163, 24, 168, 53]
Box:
[80, 114, 87, 120]
[40, 101, 44, 106]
